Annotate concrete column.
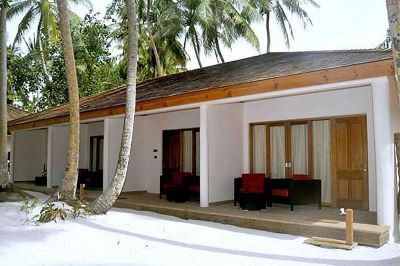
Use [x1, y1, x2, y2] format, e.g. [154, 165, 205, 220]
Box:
[103, 119, 110, 191]
[46, 127, 53, 188]
[371, 78, 396, 235]
[10, 132, 15, 182]
[200, 105, 209, 207]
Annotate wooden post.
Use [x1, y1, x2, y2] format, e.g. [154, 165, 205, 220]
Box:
[345, 208, 354, 246]
[79, 183, 85, 201]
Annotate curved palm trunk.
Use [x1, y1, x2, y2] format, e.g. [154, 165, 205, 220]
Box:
[266, 11, 271, 53]
[193, 34, 203, 68]
[37, 34, 51, 85]
[90, 0, 138, 214]
[55, 0, 80, 202]
[0, 6, 9, 187]
[215, 38, 224, 63]
[149, 32, 162, 77]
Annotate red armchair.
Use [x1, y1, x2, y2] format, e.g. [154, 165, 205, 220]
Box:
[234, 173, 267, 208]
[159, 172, 191, 199]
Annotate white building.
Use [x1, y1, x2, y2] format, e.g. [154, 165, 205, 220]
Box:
[7, 50, 400, 240]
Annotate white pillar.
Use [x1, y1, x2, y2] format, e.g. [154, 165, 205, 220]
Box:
[200, 105, 209, 207]
[10, 132, 15, 182]
[372, 78, 396, 235]
[103, 119, 110, 191]
[46, 127, 53, 188]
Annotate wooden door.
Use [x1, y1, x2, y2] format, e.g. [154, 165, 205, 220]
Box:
[162, 130, 182, 175]
[332, 116, 368, 210]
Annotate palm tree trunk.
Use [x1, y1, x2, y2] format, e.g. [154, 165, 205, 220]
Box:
[55, 0, 80, 202]
[149, 32, 162, 77]
[266, 11, 271, 53]
[0, 5, 8, 187]
[215, 37, 225, 63]
[37, 33, 51, 85]
[193, 34, 203, 68]
[90, 0, 138, 214]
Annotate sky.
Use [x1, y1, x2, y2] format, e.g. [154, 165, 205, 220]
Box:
[8, 0, 389, 70]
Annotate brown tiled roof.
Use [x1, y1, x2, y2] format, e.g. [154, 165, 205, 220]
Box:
[7, 105, 30, 121]
[8, 50, 392, 127]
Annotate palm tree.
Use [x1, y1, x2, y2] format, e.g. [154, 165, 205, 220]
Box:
[0, 0, 8, 187]
[55, 0, 80, 202]
[8, 0, 91, 83]
[247, 0, 318, 52]
[179, 0, 259, 67]
[108, 0, 186, 79]
[90, 0, 138, 214]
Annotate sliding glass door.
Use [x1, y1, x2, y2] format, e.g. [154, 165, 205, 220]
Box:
[250, 119, 332, 203]
[163, 128, 200, 176]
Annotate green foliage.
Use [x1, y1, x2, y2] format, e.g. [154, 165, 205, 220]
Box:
[7, 0, 318, 112]
[37, 202, 68, 223]
[20, 197, 39, 218]
[19, 198, 91, 224]
[8, 13, 124, 111]
[72, 199, 91, 218]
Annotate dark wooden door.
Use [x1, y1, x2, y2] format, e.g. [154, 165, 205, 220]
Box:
[332, 116, 368, 210]
[162, 130, 182, 175]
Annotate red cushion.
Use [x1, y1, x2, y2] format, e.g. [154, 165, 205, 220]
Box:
[242, 173, 265, 193]
[189, 185, 200, 193]
[239, 187, 248, 193]
[163, 183, 178, 190]
[171, 172, 191, 185]
[271, 189, 289, 197]
[293, 174, 311, 180]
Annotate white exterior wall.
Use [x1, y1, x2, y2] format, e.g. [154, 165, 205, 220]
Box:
[49, 122, 104, 186]
[13, 129, 47, 181]
[371, 78, 400, 239]
[124, 116, 148, 192]
[242, 86, 377, 211]
[143, 109, 200, 193]
[207, 103, 243, 203]
[51, 126, 69, 186]
[105, 118, 123, 189]
[104, 109, 200, 193]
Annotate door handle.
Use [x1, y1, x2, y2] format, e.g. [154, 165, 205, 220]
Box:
[363, 164, 368, 172]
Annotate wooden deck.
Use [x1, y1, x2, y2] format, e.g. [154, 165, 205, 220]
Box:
[16, 183, 389, 247]
[115, 193, 389, 247]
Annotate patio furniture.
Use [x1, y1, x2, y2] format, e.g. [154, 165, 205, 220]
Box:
[184, 175, 200, 199]
[239, 192, 266, 210]
[160, 172, 191, 199]
[34, 175, 46, 186]
[166, 186, 188, 203]
[266, 174, 321, 211]
[234, 173, 267, 209]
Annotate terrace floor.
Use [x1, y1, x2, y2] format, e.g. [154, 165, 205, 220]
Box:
[15, 182, 388, 247]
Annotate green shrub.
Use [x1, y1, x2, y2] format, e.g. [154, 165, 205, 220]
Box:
[20, 198, 39, 218]
[38, 203, 68, 223]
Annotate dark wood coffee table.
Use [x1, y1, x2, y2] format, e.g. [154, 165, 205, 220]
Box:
[239, 192, 266, 210]
[166, 186, 188, 203]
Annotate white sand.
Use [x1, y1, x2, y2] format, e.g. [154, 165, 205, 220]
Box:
[0, 192, 399, 266]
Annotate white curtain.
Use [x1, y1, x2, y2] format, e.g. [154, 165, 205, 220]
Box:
[196, 131, 200, 176]
[270, 126, 285, 178]
[252, 125, 266, 173]
[313, 120, 332, 203]
[291, 124, 308, 174]
[183, 131, 193, 172]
